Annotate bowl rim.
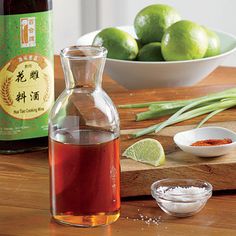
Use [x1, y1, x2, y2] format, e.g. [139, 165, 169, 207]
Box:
[78, 25, 236, 65]
[151, 178, 213, 201]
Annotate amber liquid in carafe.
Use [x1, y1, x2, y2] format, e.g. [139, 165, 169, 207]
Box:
[49, 129, 120, 227]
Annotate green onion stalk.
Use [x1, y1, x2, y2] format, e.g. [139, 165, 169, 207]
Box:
[132, 98, 236, 138]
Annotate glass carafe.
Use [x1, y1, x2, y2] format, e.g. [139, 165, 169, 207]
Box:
[49, 46, 120, 227]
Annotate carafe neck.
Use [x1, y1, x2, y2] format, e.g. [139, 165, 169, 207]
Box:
[60, 46, 107, 90]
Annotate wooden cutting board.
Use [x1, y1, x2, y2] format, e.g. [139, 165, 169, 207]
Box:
[111, 84, 236, 197]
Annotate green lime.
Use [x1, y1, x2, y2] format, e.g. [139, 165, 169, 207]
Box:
[92, 27, 138, 60]
[137, 42, 164, 61]
[136, 38, 143, 50]
[134, 4, 181, 44]
[204, 27, 221, 57]
[161, 20, 209, 61]
[122, 138, 165, 167]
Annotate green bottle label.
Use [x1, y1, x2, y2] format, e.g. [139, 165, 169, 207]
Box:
[0, 11, 54, 140]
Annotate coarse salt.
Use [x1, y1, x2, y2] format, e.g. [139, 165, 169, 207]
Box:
[156, 186, 208, 214]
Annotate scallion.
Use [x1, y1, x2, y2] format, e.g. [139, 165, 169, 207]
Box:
[132, 99, 236, 138]
[119, 88, 236, 138]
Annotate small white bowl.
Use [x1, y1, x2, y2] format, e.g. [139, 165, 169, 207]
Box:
[174, 127, 236, 157]
[77, 25, 236, 89]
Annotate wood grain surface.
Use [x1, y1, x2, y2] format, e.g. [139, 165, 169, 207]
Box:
[114, 84, 236, 130]
[1, 56, 236, 235]
[114, 84, 236, 197]
[1, 194, 236, 236]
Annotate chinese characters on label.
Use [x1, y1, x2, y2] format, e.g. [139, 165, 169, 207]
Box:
[0, 54, 52, 121]
[14, 67, 40, 103]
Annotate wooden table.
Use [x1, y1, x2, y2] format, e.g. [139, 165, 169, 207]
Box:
[1, 56, 236, 235]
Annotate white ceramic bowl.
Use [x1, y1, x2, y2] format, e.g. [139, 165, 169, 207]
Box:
[77, 26, 236, 89]
[173, 127, 236, 157]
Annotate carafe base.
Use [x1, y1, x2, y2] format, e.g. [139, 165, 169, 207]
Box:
[52, 210, 120, 227]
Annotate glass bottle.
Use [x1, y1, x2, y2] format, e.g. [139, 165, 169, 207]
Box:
[49, 46, 120, 227]
[0, 0, 54, 153]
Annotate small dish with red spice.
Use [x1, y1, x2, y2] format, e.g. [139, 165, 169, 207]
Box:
[173, 127, 236, 157]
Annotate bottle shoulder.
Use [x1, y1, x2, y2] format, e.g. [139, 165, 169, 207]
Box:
[0, 0, 52, 15]
[49, 88, 120, 133]
[51, 89, 118, 116]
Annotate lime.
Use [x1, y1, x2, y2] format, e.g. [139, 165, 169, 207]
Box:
[137, 42, 164, 61]
[204, 27, 221, 57]
[122, 138, 165, 167]
[161, 20, 209, 61]
[136, 38, 143, 50]
[92, 27, 138, 60]
[134, 4, 181, 44]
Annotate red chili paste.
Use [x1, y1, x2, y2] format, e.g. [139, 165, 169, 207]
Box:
[191, 138, 232, 146]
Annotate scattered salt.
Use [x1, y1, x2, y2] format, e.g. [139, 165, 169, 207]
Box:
[138, 213, 161, 225]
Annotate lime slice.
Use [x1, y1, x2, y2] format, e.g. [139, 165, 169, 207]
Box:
[122, 138, 165, 166]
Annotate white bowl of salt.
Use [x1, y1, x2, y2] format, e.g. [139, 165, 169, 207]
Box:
[151, 178, 212, 217]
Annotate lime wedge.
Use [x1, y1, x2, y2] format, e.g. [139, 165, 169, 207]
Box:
[122, 138, 165, 167]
